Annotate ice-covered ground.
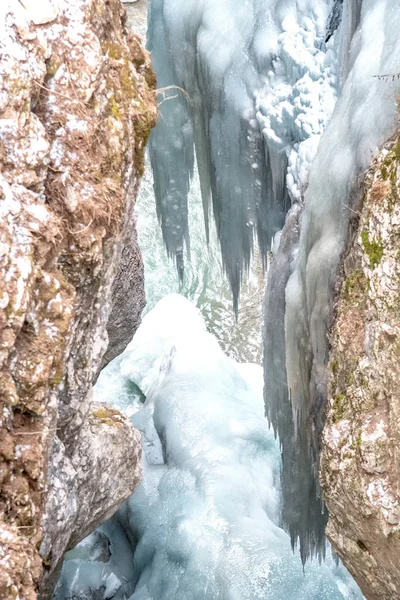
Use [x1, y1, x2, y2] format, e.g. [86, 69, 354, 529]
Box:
[56, 295, 362, 600]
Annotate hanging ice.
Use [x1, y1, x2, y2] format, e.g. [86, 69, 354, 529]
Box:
[280, 0, 400, 561]
[148, 0, 337, 558]
[55, 295, 363, 600]
[148, 0, 338, 311]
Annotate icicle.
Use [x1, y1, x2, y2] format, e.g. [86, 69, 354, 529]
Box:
[283, 0, 400, 561]
[264, 205, 328, 562]
[147, 0, 194, 277]
[148, 0, 336, 309]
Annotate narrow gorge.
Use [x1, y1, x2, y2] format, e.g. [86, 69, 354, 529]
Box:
[0, 1, 399, 600]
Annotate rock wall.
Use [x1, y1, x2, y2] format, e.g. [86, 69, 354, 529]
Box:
[321, 134, 400, 599]
[0, 0, 156, 598]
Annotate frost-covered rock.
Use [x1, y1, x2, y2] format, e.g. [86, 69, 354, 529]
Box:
[321, 136, 400, 600]
[0, 0, 156, 597]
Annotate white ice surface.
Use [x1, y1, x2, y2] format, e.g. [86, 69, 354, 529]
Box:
[116, 295, 361, 600]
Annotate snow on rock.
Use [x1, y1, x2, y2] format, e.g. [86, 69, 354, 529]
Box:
[19, 0, 58, 25]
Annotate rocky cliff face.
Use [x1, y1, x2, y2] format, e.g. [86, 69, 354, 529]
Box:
[0, 0, 156, 598]
[321, 133, 400, 599]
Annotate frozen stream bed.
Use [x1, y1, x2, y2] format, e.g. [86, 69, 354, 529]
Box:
[55, 295, 362, 600]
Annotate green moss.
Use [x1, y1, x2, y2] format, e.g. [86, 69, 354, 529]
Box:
[361, 229, 384, 269]
[109, 96, 121, 120]
[394, 136, 400, 162]
[120, 61, 137, 96]
[92, 406, 122, 428]
[101, 30, 156, 181]
[380, 164, 389, 180]
[103, 41, 123, 60]
[331, 358, 339, 375]
[133, 112, 152, 176]
[332, 394, 346, 423]
[344, 268, 368, 303]
[50, 371, 64, 388]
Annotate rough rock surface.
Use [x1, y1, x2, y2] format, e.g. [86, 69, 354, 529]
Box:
[321, 134, 400, 599]
[40, 404, 142, 598]
[0, 0, 156, 597]
[100, 218, 145, 370]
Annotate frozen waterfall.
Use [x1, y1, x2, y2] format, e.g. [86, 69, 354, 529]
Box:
[147, 0, 400, 561]
[148, 0, 338, 311]
[54, 0, 400, 597]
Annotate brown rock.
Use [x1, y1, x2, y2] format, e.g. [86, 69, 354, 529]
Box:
[321, 135, 400, 599]
[0, 0, 156, 597]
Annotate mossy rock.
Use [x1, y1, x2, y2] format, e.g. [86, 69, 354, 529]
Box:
[343, 268, 369, 304]
[331, 393, 347, 423]
[91, 406, 124, 428]
[360, 230, 384, 270]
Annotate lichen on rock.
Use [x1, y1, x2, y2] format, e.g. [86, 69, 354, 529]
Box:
[321, 133, 400, 599]
[0, 0, 156, 597]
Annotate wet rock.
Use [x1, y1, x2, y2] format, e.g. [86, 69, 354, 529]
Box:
[100, 215, 146, 371]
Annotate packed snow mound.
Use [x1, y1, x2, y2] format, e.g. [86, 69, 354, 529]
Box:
[56, 295, 363, 600]
[120, 293, 206, 395]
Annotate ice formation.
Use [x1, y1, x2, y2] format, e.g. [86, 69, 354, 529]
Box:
[136, 160, 264, 364]
[281, 0, 400, 558]
[148, 0, 338, 311]
[55, 295, 362, 600]
[147, 0, 400, 560]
